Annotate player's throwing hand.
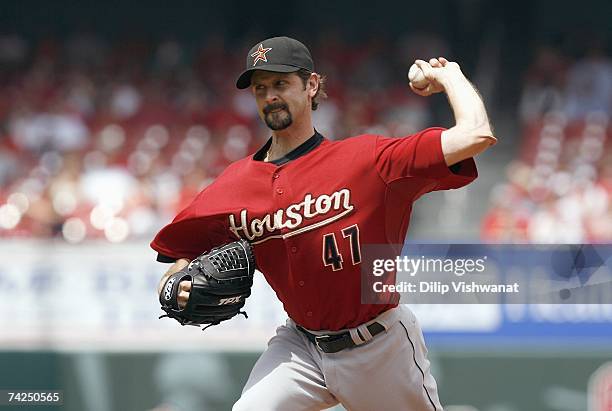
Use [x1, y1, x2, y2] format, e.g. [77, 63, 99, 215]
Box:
[410, 57, 464, 97]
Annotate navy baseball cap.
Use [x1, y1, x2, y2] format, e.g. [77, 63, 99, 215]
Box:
[236, 36, 314, 89]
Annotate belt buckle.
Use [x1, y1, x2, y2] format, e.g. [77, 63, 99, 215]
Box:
[314, 334, 330, 351]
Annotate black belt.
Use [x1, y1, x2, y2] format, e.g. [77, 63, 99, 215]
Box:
[296, 322, 386, 353]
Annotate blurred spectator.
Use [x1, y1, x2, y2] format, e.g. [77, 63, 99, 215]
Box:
[518, 46, 567, 125]
[564, 42, 612, 120]
[9, 105, 89, 152]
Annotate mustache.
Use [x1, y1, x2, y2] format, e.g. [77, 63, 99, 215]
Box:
[263, 103, 288, 115]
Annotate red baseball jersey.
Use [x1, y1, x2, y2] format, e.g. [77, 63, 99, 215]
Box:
[151, 127, 477, 331]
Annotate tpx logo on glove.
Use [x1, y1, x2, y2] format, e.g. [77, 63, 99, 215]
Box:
[187, 259, 199, 271]
[219, 296, 242, 305]
[164, 277, 176, 301]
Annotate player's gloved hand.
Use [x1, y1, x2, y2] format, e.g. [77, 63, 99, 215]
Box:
[410, 57, 464, 97]
[159, 239, 256, 330]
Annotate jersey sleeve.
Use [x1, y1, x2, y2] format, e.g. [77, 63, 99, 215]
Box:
[149, 187, 236, 261]
[374, 127, 477, 191]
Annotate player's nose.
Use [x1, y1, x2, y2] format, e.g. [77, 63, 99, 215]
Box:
[264, 93, 280, 105]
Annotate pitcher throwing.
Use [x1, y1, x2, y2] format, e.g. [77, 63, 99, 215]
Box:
[152, 36, 497, 410]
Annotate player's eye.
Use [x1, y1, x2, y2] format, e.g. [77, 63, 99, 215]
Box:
[275, 80, 286, 87]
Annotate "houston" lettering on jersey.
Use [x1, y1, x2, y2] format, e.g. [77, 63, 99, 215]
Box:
[229, 189, 354, 244]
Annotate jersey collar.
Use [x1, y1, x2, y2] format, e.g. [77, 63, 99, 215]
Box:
[253, 130, 324, 166]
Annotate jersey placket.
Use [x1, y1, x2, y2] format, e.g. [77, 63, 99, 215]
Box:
[271, 166, 314, 321]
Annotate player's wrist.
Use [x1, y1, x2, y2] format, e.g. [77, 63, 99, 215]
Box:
[438, 69, 468, 90]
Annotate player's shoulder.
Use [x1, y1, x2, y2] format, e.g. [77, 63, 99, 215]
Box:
[330, 133, 379, 144]
[217, 155, 252, 178]
[324, 133, 379, 150]
[196, 157, 251, 194]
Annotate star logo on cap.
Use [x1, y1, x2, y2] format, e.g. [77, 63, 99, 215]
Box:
[251, 44, 272, 66]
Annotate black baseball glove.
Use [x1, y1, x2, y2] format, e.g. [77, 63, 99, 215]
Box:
[159, 239, 255, 330]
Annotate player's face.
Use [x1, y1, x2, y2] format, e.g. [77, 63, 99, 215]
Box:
[250, 71, 310, 131]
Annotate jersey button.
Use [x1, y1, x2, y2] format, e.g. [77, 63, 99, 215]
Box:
[276, 188, 284, 195]
[273, 173, 280, 179]
[291, 246, 298, 253]
[298, 280, 305, 286]
[306, 311, 313, 317]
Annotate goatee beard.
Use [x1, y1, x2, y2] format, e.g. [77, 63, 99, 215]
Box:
[264, 104, 292, 130]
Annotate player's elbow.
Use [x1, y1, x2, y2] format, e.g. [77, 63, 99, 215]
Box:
[462, 133, 497, 161]
[453, 123, 497, 152]
[473, 121, 497, 145]
[471, 132, 497, 153]
[442, 126, 497, 166]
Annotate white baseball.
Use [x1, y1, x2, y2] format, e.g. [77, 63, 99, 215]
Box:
[408, 63, 429, 89]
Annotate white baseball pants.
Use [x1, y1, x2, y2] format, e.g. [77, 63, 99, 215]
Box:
[232, 305, 443, 411]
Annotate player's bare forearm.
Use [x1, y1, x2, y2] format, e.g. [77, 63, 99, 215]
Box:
[412, 58, 497, 166]
[440, 72, 494, 138]
[440, 73, 497, 165]
[157, 258, 190, 296]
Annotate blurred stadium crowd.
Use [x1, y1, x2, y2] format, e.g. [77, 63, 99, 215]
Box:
[482, 44, 612, 243]
[0, 33, 610, 243]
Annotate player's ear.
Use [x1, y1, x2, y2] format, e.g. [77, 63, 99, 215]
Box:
[307, 73, 320, 98]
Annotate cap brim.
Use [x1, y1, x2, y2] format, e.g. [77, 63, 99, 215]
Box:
[236, 64, 301, 89]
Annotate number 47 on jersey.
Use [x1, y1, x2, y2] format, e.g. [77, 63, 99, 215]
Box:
[322, 224, 362, 271]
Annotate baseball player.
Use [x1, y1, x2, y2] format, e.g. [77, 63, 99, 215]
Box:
[152, 36, 497, 410]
